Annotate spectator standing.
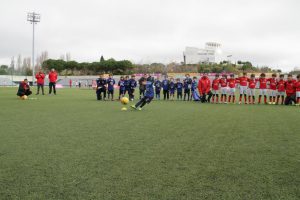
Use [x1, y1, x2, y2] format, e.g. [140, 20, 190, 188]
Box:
[48, 69, 58, 95]
[35, 70, 45, 95]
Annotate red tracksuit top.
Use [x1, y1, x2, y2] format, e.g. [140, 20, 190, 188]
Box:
[36, 73, 45, 84]
[48, 71, 58, 83]
[198, 76, 211, 95]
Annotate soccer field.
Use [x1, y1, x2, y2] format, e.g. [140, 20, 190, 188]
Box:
[0, 88, 299, 200]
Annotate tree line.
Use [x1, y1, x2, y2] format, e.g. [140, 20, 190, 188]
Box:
[42, 58, 134, 75]
[0, 56, 284, 76]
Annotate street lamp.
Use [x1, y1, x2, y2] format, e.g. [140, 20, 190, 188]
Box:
[27, 12, 40, 85]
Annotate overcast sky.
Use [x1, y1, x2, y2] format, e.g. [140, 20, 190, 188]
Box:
[0, 0, 299, 71]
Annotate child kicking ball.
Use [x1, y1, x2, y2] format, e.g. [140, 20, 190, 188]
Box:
[131, 75, 154, 111]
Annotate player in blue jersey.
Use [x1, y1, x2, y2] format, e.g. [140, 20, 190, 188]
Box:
[124, 76, 130, 97]
[128, 75, 137, 101]
[118, 76, 126, 100]
[169, 77, 176, 100]
[175, 78, 183, 100]
[106, 74, 115, 101]
[162, 76, 170, 100]
[139, 74, 147, 99]
[154, 78, 162, 100]
[191, 76, 198, 100]
[131, 75, 154, 111]
[183, 74, 192, 101]
[96, 74, 107, 101]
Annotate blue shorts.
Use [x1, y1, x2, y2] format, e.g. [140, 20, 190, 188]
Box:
[119, 89, 126, 95]
[108, 89, 114, 94]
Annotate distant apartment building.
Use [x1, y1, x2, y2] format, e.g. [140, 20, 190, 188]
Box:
[183, 42, 222, 64]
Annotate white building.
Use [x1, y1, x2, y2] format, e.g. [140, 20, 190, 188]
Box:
[183, 42, 222, 64]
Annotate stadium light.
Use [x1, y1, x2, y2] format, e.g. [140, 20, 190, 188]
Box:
[27, 12, 40, 85]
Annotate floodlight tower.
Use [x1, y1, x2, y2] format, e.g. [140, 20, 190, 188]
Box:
[27, 12, 40, 85]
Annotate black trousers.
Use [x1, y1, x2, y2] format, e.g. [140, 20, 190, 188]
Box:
[163, 90, 169, 100]
[26, 90, 32, 96]
[177, 92, 183, 100]
[139, 89, 145, 99]
[184, 89, 190, 101]
[49, 82, 56, 94]
[285, 95, 296, 105]
[201, 91, 213, 103]
[129, 89, 135, 100]
[135, 96, 154, 108]
[37, 84, 44, 94]
[18, 90, 32, 97]
[119, 90, 125, 99]
[155, 90, 161, 99]
[107, 90, 114, 100]
[96, 88, 106, 100]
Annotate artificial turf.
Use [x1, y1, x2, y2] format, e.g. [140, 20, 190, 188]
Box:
[0, 87, 299, 200]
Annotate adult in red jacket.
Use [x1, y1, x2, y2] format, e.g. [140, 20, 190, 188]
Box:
[284, 74, 296, 105]
[48, 68, 58, 95]
[35, 70, 45, 95]
[198, 74, 212, 103]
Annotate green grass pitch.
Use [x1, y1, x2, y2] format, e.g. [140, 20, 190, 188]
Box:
[0, 87, 299, 200]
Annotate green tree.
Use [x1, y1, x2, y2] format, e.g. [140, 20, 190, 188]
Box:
[24, 67, 33, 76]
[100, 55, 105, 62]
[0, 65, 9, 75]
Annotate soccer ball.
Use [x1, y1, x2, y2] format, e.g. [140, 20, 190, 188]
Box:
[120, 97, 129, 105]
[21, 95, 28, 100]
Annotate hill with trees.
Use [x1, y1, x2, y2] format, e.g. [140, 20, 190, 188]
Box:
[0, 55, 286, 76]
[40, 57, 283, 75]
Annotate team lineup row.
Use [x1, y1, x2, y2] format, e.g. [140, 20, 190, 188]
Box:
[95, 73, 300, 106]
[14, 68, 300, 106]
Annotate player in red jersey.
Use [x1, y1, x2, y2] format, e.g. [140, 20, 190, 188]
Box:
[267, 73, 278, 104]
[284, 74, 296, 105]
[211, 74, 220, 103]
[227, 74, 237, 103]
[219, 74, 228, 104]
[236, 72, 248, 104]
[295, 74, 300, 106]
[257, 73, 268, 104]
[276, 74, 286, 105]
[247, 74, 257, 104]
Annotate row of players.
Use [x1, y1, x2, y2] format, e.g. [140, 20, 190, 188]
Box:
[96, 73, 300, 105]
[207, 73, 300, 105]
[96, 74, 197, 101]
